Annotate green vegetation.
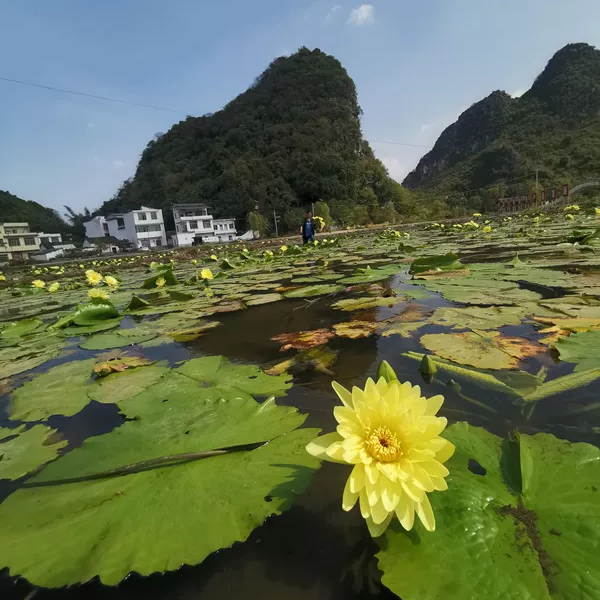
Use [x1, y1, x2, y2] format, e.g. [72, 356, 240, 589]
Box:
[0, 190, 71, 233]
[404, 43, 600, 212]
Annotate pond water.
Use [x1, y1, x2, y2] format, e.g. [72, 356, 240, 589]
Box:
[1, 215, 600, 599]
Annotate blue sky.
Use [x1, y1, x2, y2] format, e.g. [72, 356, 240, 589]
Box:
[1, 0, 599, 215]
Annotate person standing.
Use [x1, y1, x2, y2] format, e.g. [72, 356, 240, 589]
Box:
[301, 211, 315, 244]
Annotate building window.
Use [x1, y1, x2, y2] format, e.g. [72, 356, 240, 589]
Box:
[202, 220, 211, 228]
[103, 223, 109, 236]
[150, 212, 157, 220]
[229, 235, 233, 240]
[138, 212, 147, 221]
[0, 239, 5, 246]
[155, 238, 162, 246]
[189, 221, 197, 229]
[23, 237, 36, 246]
[9, 238, 21, 247]
[229, 223, 234, 229]
[116, 218, 125, 229]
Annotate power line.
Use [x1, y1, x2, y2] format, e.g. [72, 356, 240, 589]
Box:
[0, 76, 185, 114]
[0, 75, 434, 149]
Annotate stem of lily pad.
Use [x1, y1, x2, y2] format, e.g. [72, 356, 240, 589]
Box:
[23, 441, 266, 488]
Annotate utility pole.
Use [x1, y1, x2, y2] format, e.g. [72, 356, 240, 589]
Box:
[273, 210, 280, 238]
[312, 202, 315, 215]
[535, 169, 539, 208]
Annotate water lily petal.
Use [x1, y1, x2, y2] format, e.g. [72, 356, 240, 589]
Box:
[415, 494, 435, 531]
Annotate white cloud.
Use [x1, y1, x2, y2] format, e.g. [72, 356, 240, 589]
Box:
[511, 88, 526, 98]
[348, 4, 375, 26]
[112, 160, 125, 169]
[325, 5, 342, 21]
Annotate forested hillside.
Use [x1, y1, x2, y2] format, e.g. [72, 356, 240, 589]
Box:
[0, 190, 70, 233]
[403, 43, 600, 209]
[99, 47, 442, 229]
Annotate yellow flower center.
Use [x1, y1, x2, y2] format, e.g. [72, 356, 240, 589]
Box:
[366, 426, 402, 462]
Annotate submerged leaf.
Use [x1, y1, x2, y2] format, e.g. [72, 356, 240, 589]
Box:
[272, 328, 335, 351]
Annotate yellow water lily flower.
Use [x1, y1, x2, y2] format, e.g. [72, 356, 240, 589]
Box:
[88, 288, 109, 300]
[34, 269, 42, 275]
[104, 275, 119, 287]
[85, 269, 103, 285]
[155, 276, 166, 288]
[566, 213, 574, 220]
[472, 212, 482, 217]
[200, 268, 213, 280]
[191, 259, 198, 265]
[306, 368, 453, 537]
[48, 282, 60, 293]
[484, 219, 490, 224]
[595, 207, 600, 215]
[32, 280, 45, 288]
[210, 254, 218, 261]
[0, 275, 6, 282]
[483, 225, 492, 233]
[280, 245, 288, 252]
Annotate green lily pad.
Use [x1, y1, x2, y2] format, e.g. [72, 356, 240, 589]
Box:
[332, 295, 403, 312]
[79, 329, 158, 350]
[0, 318, 44, 340]
[0, 391, 319, 587]
[0, 425, 67, 480]
[176, 355, 292, 398]
[141, 268, 178, 289]
[125, 295, 150, 311]
[409, 252, 465, 274]
[245, 293, 283, 306]
[431, 306, 528, 330]
[87, 366, 170, 406]
[553, 331, 600, 370]
[339, 264, 403, 284]
[60, 318, 123, 337]
[420, 330, 546, 370]
[283, 284, 344, 298]
[72, 302, 120, 326]
[377, 423, 600, 600]
[10, 359, 96, 421]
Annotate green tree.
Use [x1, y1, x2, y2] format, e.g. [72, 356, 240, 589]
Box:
[313, 201, 332, 227]
[379, 202, 398, 223]
[248, 211, 270, 237]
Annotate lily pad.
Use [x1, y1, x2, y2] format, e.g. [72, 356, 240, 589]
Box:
[141, 268, 178, 289]
[332, 321, 380, 339]
[332, 295, 403, 312]
[87, 366, 170, 405]
[553, 330, 600, 371]
[0, 391, 319, 587]
[283, 284, 344, 298]
[409, 252, 465, 274]
[377, 423, 600, 600]
[272, 329, 335, 351]
[420, 330, 546, 370]
[10, 359, 96, 421]
[431, 306, 528, 330]
[0, 318, 44, 340]
[339, 264, 403, 285]
[245, 293, 283, 306]
[72, 302, 120, 326]
[79, 329, 158, 350]
[0, 425, 67, 480]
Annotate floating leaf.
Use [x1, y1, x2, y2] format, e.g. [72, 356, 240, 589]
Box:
[141, 268, 178, 289]
[553, 330, 600, 371]
[79, 329, 157, 350]
[125, 295, 150, 311]
[409, 252, 465, 274]
[176, 355, 292, 398]
[166, 321, 221, 342]
[431, 306, 527, 330]
[377, 423, 600, 600]
[168, 290, 194, 301]
[339, 264, 403, 284]
[72, 302, 120, 326]
[92, 357, 155, 377]
[283, 284, 344, 298]
[0, 318, 44, 340]
[332, 295, 403, 311]
[10, 359, 96, 421]
[380, 321, 426, 338]
[272, 328, 335, 351]
[333, 321, 379, 339]
[0, 425, 67, 480]
[0, 388, 318, 587]
[245, 293, 283, 306]
[420, 330, 546, 370]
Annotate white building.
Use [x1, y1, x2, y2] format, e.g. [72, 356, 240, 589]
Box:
[172, 203, 236, 246]
[84, 207, 167, 250]
[31, 233, 76, 262]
